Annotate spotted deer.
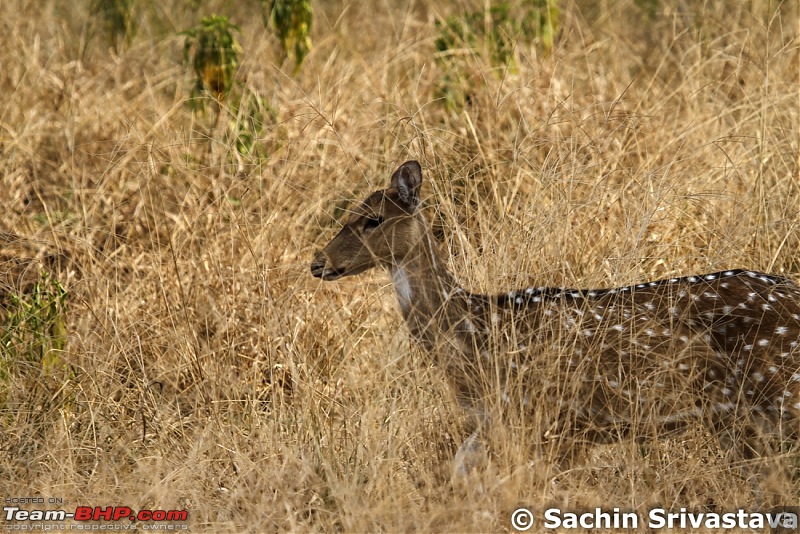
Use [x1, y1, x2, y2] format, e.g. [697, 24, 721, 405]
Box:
[311, 160, 800, 474]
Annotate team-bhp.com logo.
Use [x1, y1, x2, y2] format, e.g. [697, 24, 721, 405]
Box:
[4, 505, 188, 526]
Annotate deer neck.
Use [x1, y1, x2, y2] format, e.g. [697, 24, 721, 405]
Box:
[388, 227, 466, 349]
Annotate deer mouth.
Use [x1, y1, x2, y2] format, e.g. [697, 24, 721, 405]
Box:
[310, 257, 344, 280]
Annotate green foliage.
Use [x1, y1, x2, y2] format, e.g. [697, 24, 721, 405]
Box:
[530, 0, 560, 52]
[1, 272, 68, 404]
[181, 15, 242, 103]
[435, 0, 560, 112]
[634, 0, 660, 20]
[90, 0, 137, 52]
[436, 4, 513, 68]
[264, 0, 313, 73]
[227, 88, 278, 167]
[180, 14, 279, 163]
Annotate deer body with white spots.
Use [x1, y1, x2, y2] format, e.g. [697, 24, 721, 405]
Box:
[311, 161, 800, 473]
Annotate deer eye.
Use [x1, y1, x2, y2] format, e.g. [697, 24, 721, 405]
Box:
[363, 216, 384, 230]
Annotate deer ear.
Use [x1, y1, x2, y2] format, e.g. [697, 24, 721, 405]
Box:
[390, 160, 423, 210]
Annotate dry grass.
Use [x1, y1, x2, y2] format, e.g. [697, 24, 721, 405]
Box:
[1, 0, 798, 531]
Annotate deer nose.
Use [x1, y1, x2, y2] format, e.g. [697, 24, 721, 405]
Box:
[310, 252, 327, 278]
[311, 252, 344, 280]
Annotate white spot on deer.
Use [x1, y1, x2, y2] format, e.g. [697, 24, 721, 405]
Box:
[515, 297, 523, 304]
[612, 324, 625, 331]
[768, 365, 779, 374]
[752, 372, 765, 383]
[391, 267, 413, 312]
[705, 274, 717, 280]
[636, 284, 646, 289]
[677, 363, 690, 371]
[491, 313, 501, 324]
[720, 282, 730, 289]
[757, 338, 770, 347]
[669, 278, 679, 283]
[644, 301, 655, 311]
[588, 291, 598, 297]
[463, 319, 477, 333]
[775, 325, 789, 335]
[722, 305, 734, 314]
[703, 291, 718, 299]
[724, 270, 735, 276]
[688, 276, 698, 282]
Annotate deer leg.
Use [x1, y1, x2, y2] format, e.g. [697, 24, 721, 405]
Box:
[453, 429, 488, 478]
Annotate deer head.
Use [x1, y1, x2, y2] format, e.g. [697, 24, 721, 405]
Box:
[311, 161, 426, 281]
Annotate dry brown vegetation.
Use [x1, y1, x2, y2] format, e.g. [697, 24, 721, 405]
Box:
[1, 0, 798, 532]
